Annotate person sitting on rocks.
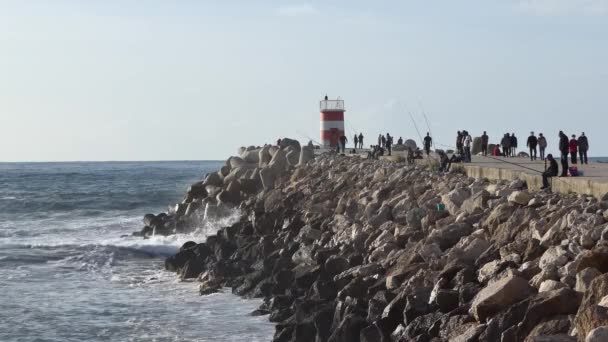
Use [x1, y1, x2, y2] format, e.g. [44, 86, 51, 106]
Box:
[492, 144, 502, 156]
[437, 150, 449, 171]
[406, 147, 414, 164]
[439, 153, 463, 172]
[542, 154, 559, 189]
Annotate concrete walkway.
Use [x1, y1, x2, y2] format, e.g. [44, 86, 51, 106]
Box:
[463, 155, 608, 199]
[316, 147, 608, 198]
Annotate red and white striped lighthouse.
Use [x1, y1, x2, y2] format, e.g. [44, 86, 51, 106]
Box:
[320, 97, 345, 148]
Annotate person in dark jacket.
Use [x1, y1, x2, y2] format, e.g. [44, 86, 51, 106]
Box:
[423, 133, 432, 156]
[501, 133, 511, 157]
[558, 131, 569, 176]
[456, 131, 464, 156]
[358, 133, 364, 149]
[527, 132, 538, 161]
[542, 154, 559, 189]
[569, 134, 578, 164]
[397, 137, 403, 145]
[481, 131, 489, 156]
[510, 133, 518, 157]
[353, 134, 358, 151]
[578, 132, 589, 164]
[338, 135, 348, 153]
[385, 133, 392, 156]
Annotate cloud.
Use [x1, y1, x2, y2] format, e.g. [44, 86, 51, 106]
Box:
[275, 4, 318, 17]
[517, 0, 608, 16]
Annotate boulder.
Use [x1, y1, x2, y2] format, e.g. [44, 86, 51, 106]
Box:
[279, 138, 301, 151]
[576, 267, 602, 293]
[575, 274, 608, 338]
[259, 146, 272, 167]
[538, 280, 567, 293]
[508, 191, 533, 206]
[403, 139, 417, 150]
[441, 188, 472, 215]
[587, 326, 608, 342]
[299, 146, 315, 165]
[470, 272, 535, 321]
[241, 148, 260, 164]
[577, 246, 608, 273]
[539, 246, 569, 271]
[428, 222, 474, 251]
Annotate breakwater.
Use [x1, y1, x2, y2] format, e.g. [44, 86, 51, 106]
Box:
[138, 141, 608, 342]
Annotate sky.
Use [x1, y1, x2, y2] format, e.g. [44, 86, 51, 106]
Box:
[1, 0, 607, 161]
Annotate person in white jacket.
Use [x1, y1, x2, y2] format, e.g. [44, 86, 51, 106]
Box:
[463, 131, 473, 162]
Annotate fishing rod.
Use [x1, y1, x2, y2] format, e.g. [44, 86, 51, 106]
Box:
[419, 101, 434, 148]
[404, 104, 440, 165]
[296, 130, 322, 146]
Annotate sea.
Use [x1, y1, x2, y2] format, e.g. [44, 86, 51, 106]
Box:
[0, 161, 274, 342]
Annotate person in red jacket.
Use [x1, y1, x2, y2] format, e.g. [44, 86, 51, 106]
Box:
[492, 145, 502, 156]
[569, 134, 578, 164]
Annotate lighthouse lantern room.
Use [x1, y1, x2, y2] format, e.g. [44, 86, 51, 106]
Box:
[320, 98, 345, 148]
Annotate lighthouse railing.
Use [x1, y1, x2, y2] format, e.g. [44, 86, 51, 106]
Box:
[320, 100, 344, 111]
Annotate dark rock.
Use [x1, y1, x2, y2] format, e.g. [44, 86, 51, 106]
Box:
[328, 313, 367, 342]
[576, 246, 608, 273]
[404, 288, 432, 325]
[324, 256, 350, 277]
[180, 259, 204, 280]
[180, 241, 197, 251]
[164, 249, 195, 272]
[435, 289, 459, 313]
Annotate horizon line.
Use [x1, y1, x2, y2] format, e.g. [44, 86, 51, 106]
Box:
[0, 159, 225, 164]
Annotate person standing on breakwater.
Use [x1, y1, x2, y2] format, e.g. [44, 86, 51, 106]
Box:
[559, 131, 569, 176]
[578, 133, 589, 164]
[510, 133, 518, 157]
[541, 154, 559, 189]
[423, 132, 432, 156]
[481, 131, 489, 156]
[463, 131, 472, 162]
[339, 135, 348, 153]
[527, 132, 538, 161]
[456, 131, 464, 156]
[353, 134, 358, 151]
[501, 133, 511, 158]
[397, 137, 403, 145]
[358, 133, 364, 149]
[381, 134, 386, 148]
[538, 133, 547, 161]
[569, 134, 578, 164]
[386, 133, 393, 156]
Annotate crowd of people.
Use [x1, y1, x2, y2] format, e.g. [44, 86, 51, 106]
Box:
[331, 128, 591, 191]
[472, 130, 590, 190]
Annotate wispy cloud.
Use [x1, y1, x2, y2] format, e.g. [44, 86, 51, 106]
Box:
[517, 0, 608, 16]
[275, 4, 318, 17]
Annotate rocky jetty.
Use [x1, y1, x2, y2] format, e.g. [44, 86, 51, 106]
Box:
[139, 141, 608, 342]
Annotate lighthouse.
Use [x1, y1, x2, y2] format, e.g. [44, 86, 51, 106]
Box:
[320, 97, 345, 148]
